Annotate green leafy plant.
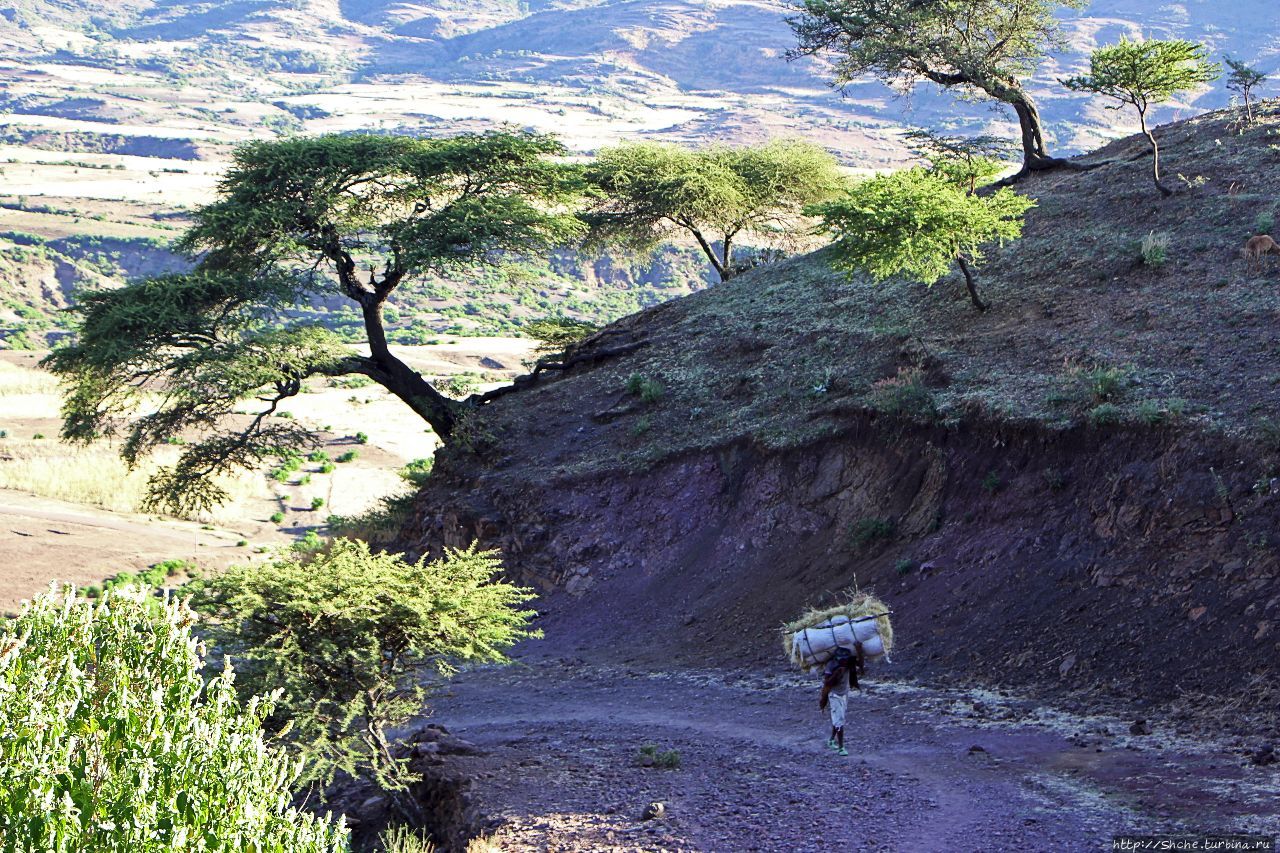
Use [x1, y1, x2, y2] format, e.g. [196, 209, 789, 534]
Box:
[354, 432, 369, 444]
[0, 586, 348, 851]
[270, 511, 286, 524]
[190, 540, 540, 796]
[636, 743, 682, 770]
[1140, 231, 1170, 267]
[1225, 56, 1267, 124]
[981, 470, 1004, 493]
[525, 316, 601, 359]
[850, 517, 896, 548]
[336, 451, 358, 463]
[625, 373, 664, 404]
[310, 497, 325, 510]
[868, 367, 937, 421]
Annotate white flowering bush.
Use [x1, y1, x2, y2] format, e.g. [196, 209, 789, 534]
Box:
[0, 585, 349, 853]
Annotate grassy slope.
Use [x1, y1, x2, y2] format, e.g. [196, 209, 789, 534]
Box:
[471, 104, 1280, 482]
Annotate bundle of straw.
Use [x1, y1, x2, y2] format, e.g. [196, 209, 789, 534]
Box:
[781, 592, 894, 670]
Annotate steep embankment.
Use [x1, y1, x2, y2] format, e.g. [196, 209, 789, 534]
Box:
[403, 105, 1280, 716]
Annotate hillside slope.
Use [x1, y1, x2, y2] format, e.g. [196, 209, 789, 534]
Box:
[403, 105, 1280, 718]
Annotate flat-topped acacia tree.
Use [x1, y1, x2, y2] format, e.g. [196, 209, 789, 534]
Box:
[1063, 39, 1220, 197]
[787, 0, 1087, 179]
[46, 132, 584, 515]
[583, 139, 843, 282]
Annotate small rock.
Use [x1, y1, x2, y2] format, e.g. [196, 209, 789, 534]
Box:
[966, 745, 986, 755]
[642, 802, 666, 820]
[1129, 719, 1151, 736]
[1058, 654, 1077, 678]
[359, 795, 385, 811]
[1250, 744, 1277, 766]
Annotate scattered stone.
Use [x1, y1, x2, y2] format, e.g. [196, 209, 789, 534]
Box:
[967, 745, 986, 755]
[1250, 745, 1276, 766]
[1129, 719, 1151, 736]
[642, 801, 666, 820]
[1058, 654, 1077, 677]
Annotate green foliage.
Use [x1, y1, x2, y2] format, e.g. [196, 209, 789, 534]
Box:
[354, 432, 368, 444]
[789, 0, 1086, 164]
[1063, 39, 1219, 194]
[311, 497, 325, 510]
[0, 585, 348, 852]
[867, 367, 937, 421]
[190, 539, 540, 793]
[625, 373, 664, 404]
[336, 450, 358, 463]
[525, 316, 601, 359]
[308, 450, 330, 462]
[981, 470, 1004, 493]
[850, 517, 895, 548]
[379, 825, 435, 853]
[904, 130, 1016, 193]
[318, 462, 336, 474]
[270, 511, 286, 524]
[1088, 402, 1123, 426]
[1141, 231, 1170, 267]
[1225, 56, 1267, 122]
[637, 744, 682, 770]
[47, 131, 588, 513]
[812, 167, 1034, 308]
[400, 457, 435, 487]
[584, 139, 841, 281]
[894, 557, 917, 576]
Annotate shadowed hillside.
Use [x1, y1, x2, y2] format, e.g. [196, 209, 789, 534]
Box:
[404, 105, 1280, 721]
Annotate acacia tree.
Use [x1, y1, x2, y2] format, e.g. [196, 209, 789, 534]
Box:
[1063, 39, 1220, 197]
[787, 0, 1087, 178]
[810, 167, 1035, 311]
[903, 129, 1017, 193]
[46, 132, 584, 515]
[1225, 57, 1267, 124]
[582, 139, 842, 282]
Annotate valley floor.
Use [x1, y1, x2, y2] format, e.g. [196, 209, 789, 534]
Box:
[432, 658, 1279, 851]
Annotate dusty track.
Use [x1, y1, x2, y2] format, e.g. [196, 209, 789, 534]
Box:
[431, 657, 1279, 851]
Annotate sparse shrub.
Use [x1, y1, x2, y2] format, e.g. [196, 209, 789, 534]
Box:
[307, 450, 330, 463]
[637, 743, 681, 770]
[868, 367, 936, 421]
[894, 557, 916, 576]
[190, 540, 540, 795]
[380, 825, 435, 853]
[318, 462, 336, 474]
[336, 450, 358, 463]
[631, 416, 652, 437]
[82, 584, 101, 599]
[0, 586, 348, 851]
[1256, 212, 1276, 234]
[1043, 467, 1067, 491]
[439, 373, 481, 399]
[850, 517, 896, 548]
[1257, 417, 1280, 455]
[1136, 398, 1184, 426]
[310, 497, 325, 510]
[1086, 366, 1128, 402]
[236, 539, 249, 547]
[1140, 230, 1169, 267]
[625, 372, 664, 404]
[981, 470, 1003, 493]
[32, 433, 44, 440]
[355, 431, 369, 444]
[299, 474, 312, 485]
[277, 410, 295, 419]
[292, 530, 324, 553]
[400, 457, 434, 487]
[270, 511, 286, 524]
[1088, 402, 1123, 426]
[525, 316, 600, 359]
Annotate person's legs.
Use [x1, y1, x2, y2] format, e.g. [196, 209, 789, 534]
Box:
[828, 693, 848, 755]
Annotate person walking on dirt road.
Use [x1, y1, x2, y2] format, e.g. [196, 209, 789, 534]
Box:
[819, 643, 864, 756]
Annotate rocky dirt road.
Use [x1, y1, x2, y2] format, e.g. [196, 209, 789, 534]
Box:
[430, 658, 1279, 852]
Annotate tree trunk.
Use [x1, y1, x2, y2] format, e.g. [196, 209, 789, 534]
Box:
[689, 228, 730, 282]
[986, 80, 1083, 175]
[361, 300, 461, 438]
[1137, 109, 1172, 198]
[956, 255, 987, 312]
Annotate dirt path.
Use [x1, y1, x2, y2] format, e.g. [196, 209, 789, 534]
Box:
[430, 658, 1279, 851]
